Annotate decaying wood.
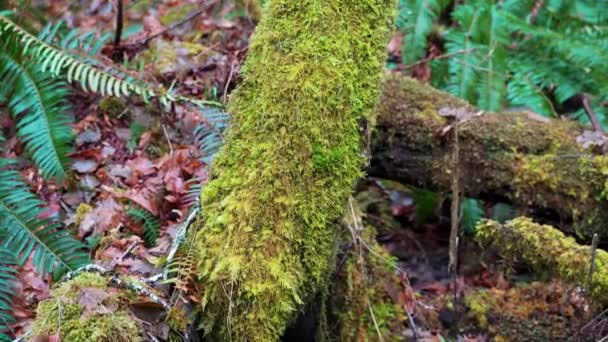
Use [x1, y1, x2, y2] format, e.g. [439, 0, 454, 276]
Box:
[370, 74, 608, 238]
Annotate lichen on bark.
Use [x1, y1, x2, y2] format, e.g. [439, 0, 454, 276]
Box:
[193, 0, 396, 340]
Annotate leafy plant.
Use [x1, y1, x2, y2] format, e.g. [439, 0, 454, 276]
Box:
[128, 121, 145, 152]
[398, 0, 608, 124]
[0, 162, 90, 275]
[193, 106, 230, 164]
[126, 205, 161, 246]
[0, 20, 74, 180]
[461, 197, 484, 235]
[0, 247, 16, 342]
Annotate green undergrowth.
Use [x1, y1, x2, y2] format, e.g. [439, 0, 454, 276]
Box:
[193, 0, 396, 340]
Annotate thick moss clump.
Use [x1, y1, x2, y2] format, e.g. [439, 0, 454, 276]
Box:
[194, 0, 396, 340]
[30, 273, 141, 342]
[476, 218, 608, 303]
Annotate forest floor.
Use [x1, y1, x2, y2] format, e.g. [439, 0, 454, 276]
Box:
[5, 0, 605, 341]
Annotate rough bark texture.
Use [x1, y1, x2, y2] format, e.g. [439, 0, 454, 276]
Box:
[371, 74, 608, 238]
[194, 1, 396, 340]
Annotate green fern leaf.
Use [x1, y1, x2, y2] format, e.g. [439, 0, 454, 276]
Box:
[399, 0, 448, 64]
[0, 166, 90, 275]
[0, 247, 16, 342]
[0, 53, 73, 180]
[126, 205, 160, 246]
[461, 198, 484, 235]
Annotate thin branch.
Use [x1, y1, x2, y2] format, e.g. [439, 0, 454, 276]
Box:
[142, 8, 205, 45]
[448, 124, 460, 276]
[114, 0, 124, 48]
[401, 48, 479, 70]
[588, 233, 599, 292]
[582, 94, 605, 134]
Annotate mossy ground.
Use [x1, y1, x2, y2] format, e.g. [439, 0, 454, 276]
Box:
[31, 273, 142, 342]
[193, 0, 396, 340]
[462, 281, 589, 341]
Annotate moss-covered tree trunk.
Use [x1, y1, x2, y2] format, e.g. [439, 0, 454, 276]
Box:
[371, 74, 608, 238]
[194, 1, 396, 340]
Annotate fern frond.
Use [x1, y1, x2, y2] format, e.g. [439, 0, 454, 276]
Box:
[126, 205, 160, 246]
[476, 5, 508, 111]
[0, 166, 90, 275]
[507, 72, 556, 117]
[193, 106, 230, 164]
[399, 0, 448, 64]
[0, 247, 16, 342]
[0, 15, 218, 110]
[0, 53, 73, 180]
[184, 178, 202, 208]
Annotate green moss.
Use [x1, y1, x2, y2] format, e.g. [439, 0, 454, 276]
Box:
[234, 0, 263, 21]
[31, 273, 142, 342]
[160, 4, 198, 25]
[99, 97, 127, 117]
[135, 40, 211, 76]
[463, 281, 584, 341]
[329, 203, 406, 341]
[74, 203, 93, 227]
[477, 217, 608, 303]
[193, 1, 396, 340]
[464, 290, 491, 328]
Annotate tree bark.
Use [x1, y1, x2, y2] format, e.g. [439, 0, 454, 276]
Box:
[194, 1, 396, 340]
[370, 74, 608, 238]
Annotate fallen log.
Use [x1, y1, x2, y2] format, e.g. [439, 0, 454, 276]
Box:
[370, 74, 608, 238]
[476, 217, 608, 304]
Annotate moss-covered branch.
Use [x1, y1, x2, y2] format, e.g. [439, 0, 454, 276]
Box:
[194, 1, 396, 340]
[371, 74, 608, 237]
[476, 217, 608, 303]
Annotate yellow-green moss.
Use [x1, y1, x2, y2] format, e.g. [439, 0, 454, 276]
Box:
[135, 40, 211, 76]
[99, 97, 127, 117]
[160, 3, 198, 26]
[74, 203, 93, 227]
[193, 1, 396, 340]
[329, 218, 406, 341]
[31, 273, 141, 342]
[234, 0, 262, 21]
[476, 217, 608, 303]
[463, 281, 584, 341]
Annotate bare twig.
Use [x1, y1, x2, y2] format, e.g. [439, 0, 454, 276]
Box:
[162, 124, 175, 155]
[528, 0, 545, 25]
[582, 94, 605, 134]
[114, 0, 124, 48]
[222, 60, 238, 104]
[588, 233, 599, 292]
[401, 48, 478, 70]
[142, 8, 205, 45]
[448, 124, 460, 276]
